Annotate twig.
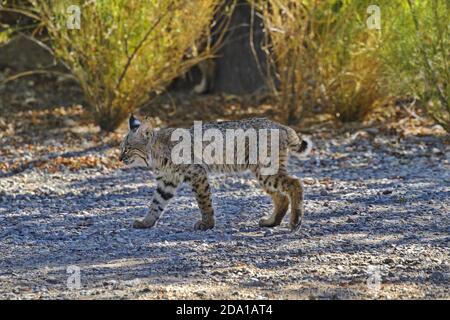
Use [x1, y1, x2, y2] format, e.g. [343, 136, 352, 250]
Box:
[401, 97, 422, 120]
[249, 2, 269, 85]
[16, 32, 73, 72]
[0, 6, 40, 21]
[115, 5, 173, 92]
[0, 70, 76, 86]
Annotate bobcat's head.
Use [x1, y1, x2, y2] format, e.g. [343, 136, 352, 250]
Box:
[119, 115, 151, 167]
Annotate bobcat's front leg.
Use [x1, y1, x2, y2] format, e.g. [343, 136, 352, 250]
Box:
[133, 175, 180, 229]
[184, 166, 215, 231]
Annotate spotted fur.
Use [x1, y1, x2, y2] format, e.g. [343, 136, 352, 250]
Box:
[119, 116, 312, 231]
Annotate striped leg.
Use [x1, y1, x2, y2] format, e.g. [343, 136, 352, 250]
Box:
[254, 151, 291, 229]
[184, 165, 215, 231]
[133, 174, 180, 229]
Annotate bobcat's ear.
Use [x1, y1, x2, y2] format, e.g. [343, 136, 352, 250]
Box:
[129, 114, 141, 131]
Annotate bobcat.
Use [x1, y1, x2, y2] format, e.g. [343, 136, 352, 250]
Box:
[119, 115, 312, 231]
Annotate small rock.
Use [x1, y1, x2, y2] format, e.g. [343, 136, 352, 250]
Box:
[264, 229, 274, 237]
[194, 290, 206, 297]
[46, 277, 59, 285]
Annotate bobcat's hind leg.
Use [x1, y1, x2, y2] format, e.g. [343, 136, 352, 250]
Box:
[286, 177, 304, 231]
[259, 192, 289, 227]
[255, 169, 304, 231]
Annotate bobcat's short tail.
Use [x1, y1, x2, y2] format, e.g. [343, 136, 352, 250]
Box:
[286, 128, 313, 157]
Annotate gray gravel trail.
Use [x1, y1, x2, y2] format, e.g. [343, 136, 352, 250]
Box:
[0, 133, 449, 299]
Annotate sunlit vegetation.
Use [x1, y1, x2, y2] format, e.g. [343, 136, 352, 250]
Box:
[381, 0, 449, 131]
[1, 0, 448, 132]
[253, 0, 449, 130]
[29, 0, 228, 131]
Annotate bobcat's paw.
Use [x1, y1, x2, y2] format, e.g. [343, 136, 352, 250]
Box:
[194, 220, 214, 231]
[289, 220, 302, 232]
[133, 218, 156, 229]
[259, 216, 281, 228]
[259, 217, 279, 228]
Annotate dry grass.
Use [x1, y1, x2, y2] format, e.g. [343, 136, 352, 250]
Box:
[253, 0, 388, 123]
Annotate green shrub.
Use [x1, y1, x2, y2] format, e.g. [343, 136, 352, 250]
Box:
[382, 0, 449, 131]
[30, 0, 225, 131]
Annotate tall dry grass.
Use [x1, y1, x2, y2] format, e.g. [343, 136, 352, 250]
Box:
[255, 0, 449, 130]
[253, 0, 387, 124]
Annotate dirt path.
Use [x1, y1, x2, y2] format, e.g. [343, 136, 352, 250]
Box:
[0, 131, 449, 299]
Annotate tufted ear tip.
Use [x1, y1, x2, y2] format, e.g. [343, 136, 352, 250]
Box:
[129, 114, 141, 130]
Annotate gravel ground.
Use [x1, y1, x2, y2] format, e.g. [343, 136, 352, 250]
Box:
[0, 131, 449, 299]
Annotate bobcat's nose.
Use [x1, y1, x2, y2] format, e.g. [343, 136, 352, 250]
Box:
[119, 154, 125, 162]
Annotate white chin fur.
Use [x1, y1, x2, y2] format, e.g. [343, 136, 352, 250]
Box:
[125, 157, 147, 168]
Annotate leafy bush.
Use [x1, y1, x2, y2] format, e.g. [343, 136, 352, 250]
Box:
[30, 0, 225, 131]
[314, 1, 386, 123]
[382, 0, 449, 131]
[254, 0, 386, 124]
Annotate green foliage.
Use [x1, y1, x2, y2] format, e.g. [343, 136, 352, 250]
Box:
[0, 28, 12, 44]
[382, 0, 449, 131]
[30, 0, 224, 131]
